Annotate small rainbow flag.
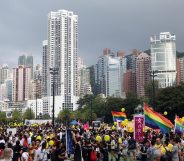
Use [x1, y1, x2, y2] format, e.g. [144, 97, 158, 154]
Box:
[144, 104, 174, 133]
[111, 111, 126, 121]
[174, 116, 184, 133]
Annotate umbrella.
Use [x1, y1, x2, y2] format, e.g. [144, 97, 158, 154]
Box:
[70, 120, 78, 125]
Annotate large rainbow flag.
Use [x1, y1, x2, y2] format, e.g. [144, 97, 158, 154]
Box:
[174, 116, 184, 133]
[111, 111, 126, 121]
[144, 104, 174, 133]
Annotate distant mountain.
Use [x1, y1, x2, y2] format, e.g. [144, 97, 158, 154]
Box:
[144, 49, 184, 58]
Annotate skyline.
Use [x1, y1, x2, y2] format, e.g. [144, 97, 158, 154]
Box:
[0, 0, 184, 67]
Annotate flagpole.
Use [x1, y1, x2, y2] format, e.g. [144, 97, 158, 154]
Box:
[66, 129, 68, 155]
[174, 115, 176, 134]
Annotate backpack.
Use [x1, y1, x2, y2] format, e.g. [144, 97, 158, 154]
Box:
[90, 150, 97, 161]
[161, 147, 172, 161]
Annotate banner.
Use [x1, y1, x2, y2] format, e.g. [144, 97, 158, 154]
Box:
[6, 111, 12, 118]
[134, 114, 144, 142]
[7, 128, 17, 136]
[66, 129, 74, 154]
[24, 119, 52, 125]
[92, 121, 101, 129]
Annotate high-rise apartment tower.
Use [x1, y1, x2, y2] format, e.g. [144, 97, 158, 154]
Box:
[151, 32, 176, 88]
[47, 10, 78, 110]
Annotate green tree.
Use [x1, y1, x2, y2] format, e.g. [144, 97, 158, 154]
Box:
[12, 109, 22, 122]
[103, 97, 124, 123]
[156, 83, 184, 120]
[23, 108, 35, 120]
[0, 111, 6, 124]
[144, 80, 159, 106]
[57, 109, 74, 125]
[122, 92, 141, 119]
[76, 108, 97, 122]
[92, 95, 106, 118]
[77, 94, 94, 108]
[42, 113, 51, 119]
[76, 93, 142, 123]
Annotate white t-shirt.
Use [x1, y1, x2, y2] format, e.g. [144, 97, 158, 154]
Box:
[20, 138, 24, 146]
[59, 132, 62, 140]
[0, 140, 5, 144]
[34, 147, 41, 161]
[28, 137, 31, 145]
[11, 140, 16, 146]
[111, 140, 116, 150]
[37, 149, 48, 161]
[34, 148, 49, 161]
[22, 152, 29, 161]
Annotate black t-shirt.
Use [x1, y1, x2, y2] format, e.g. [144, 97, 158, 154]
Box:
[57, 148, 65, 161]
[140, 146, 148, 160]
[82, 145, 92, 161]
[74, 143, 82, 161]
[50, 149, 57, 161]
[12, 145, 22, 161]
[128, 138, 136, 150]
[100, 147, 108, 161]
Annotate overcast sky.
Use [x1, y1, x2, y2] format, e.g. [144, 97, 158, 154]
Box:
[0, 0, 183, 67]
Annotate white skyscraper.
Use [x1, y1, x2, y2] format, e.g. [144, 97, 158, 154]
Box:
[42, 40, 48, 97]
[151, 32, 176, 88]
[95, 50, 127, 97]
[47, 10, 78, 111]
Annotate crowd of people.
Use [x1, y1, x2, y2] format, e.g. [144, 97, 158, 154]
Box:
[0, 122, 183, 161]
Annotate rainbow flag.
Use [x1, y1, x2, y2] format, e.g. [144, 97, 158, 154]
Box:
[111, 111, 126, 121]
[144, 104, 174, 133]
[174, 116, 184, 133]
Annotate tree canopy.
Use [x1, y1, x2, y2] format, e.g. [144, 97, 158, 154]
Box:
[144, 80, 159, 106]
[23, 108, 35, 120]
[0, 111, 6, 124]
[42, 113, 51, 119]
[12, 109, 22, 122]
[57, 108, 74, 125]
[156, 83, 184, 120]
[75, 93, 141, 123]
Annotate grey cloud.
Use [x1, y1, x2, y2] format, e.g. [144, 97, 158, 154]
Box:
[0, 0, 183, 67]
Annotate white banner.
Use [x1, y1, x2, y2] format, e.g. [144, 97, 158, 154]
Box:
[25, 119, 52, 125]
[7, 128, 17, 136]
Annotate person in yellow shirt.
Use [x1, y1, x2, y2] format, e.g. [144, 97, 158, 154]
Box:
[167, 142, 173, 152]
[154, 137, 166, 155]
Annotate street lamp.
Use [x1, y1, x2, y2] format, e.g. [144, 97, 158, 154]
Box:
[90, 95, 93, 126]
[50, 68, 59, 127]
[90, 99, 92, 126]
[35, 74, 41, 119]
[134, 104, 143, 114]
[150, 70, 158, 110]
[30, 103, 33, 119]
